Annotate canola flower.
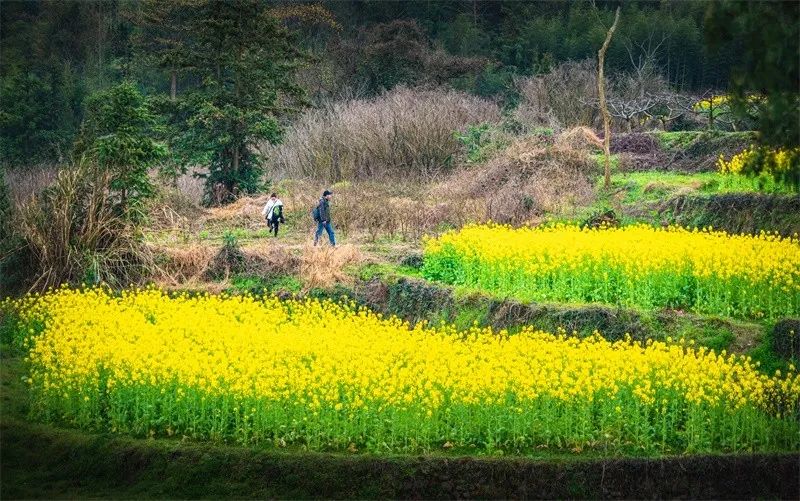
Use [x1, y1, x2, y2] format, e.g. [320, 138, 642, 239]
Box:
[4, 287, 799, 454]
[692, 94, 762, 117]
[423, 224, 800, 319]
[717, 145, 800, 179]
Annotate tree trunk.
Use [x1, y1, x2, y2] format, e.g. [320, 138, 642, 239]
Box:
[708, 94, 715, 130]
[170, 69, 177, 101]
[598, 7, 621, 190]
[232, 145, 239, 183]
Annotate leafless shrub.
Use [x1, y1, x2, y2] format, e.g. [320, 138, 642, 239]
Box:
[513, 60, 599, 131]
[264, 86, 500, 182]
[148, 185, 207, 233]
[3, 165, 59, 210]
[175, 170, 205, 205]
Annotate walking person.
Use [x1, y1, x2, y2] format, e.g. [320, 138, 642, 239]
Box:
[313, 190, 335, 246]
[261, 193, 285, 237]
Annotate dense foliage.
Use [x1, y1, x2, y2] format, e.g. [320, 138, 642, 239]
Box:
[74, 81, 166, 215]
[6, 288, 799, 454]
[704, 0, 800, 148]
[132, 0, 309, 204]
[3, 0, 798, 171]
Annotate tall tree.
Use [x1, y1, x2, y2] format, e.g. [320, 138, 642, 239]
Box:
[74, 81, 166, 216]
[129, 0, 188, 101]
[139, 0, 309, 205]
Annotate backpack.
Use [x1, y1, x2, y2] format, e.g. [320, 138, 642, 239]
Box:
[311, 203, 321, 222]
[274, 204, 284, 221]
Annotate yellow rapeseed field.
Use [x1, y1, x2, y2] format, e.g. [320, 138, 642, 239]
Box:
[5, 287, 799, 454]
[423, 224, 800, 319]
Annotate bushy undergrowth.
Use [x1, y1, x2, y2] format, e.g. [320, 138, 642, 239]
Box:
[264, 86, 500, 181]
[4, 162, 151, 291]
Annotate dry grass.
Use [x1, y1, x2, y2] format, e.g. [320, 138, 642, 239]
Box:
[434, 128, 598, 223]
[554, 126, 604, 151]
[151, 241, 303, 288]
[299, 243, 362, 290]
[242, 242, 300, 277]
[13, 162, 152, 291]
[151, 244, 217, 286]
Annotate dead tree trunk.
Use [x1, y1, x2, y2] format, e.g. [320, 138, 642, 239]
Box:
[598, 7, 621, 190]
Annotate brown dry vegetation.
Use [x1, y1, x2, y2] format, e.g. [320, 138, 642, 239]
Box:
[513, 60, 599, 131]
[434, 128, 600, 222]
[1, 123, 611, 294]
[13, 162, 153, 290]
[299, 244, 362, 290]
[263, 86, 501, 182]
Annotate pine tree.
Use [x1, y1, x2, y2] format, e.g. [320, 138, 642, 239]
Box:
[138, 0, 308, 205]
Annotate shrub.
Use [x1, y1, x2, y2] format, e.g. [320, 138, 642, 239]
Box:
[265, 86, 500, 181]
[512, 59, 599, 131]
[206, 231, 246, 280]
[11, 161, 151, 290]
[74, 82, 167, 218]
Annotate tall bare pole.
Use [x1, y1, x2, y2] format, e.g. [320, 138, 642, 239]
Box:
[598, 7, 621, 190]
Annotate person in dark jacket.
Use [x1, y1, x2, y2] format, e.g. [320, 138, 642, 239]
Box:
[314, 190, 335, 246]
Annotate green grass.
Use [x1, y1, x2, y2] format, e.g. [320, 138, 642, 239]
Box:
[604, 171, 794, 203]
[652, 130, 755, 152]
[654, 130, 704, 151]
[589, 152, 622, 172]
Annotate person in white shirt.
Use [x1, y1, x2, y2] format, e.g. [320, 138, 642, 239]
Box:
[261, 193, 285, 237]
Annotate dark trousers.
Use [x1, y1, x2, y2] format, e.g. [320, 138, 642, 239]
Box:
[268, 217, 281, 236]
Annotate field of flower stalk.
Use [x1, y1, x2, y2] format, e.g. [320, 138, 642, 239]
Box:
[422, 224, 800, 320]
[4, 288, 799, 455]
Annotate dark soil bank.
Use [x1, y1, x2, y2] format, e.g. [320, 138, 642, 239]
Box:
[2, 420, 798, 499]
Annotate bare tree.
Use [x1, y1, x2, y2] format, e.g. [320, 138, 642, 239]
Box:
[606, 94, 660, 132]
[644, 91, 687, 130]
[597, 6, 621, 190]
